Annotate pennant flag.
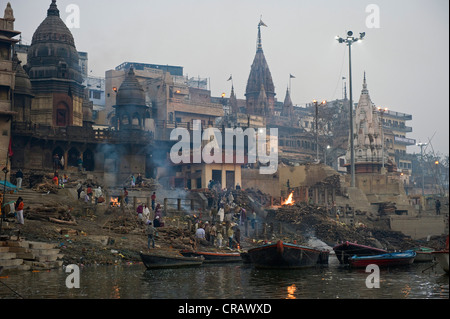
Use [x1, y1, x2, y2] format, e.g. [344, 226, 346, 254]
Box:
[8, 137, 13, 157]
[259, 19, 268, 27]
[290, 74, 296, 78]
[227, 75, 232, 81]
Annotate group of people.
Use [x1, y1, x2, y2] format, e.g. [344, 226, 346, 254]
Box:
[194, 220, 240, 249]
[138, 195, 162, 249]
[77, 183, 104, 204]
[129, 173, 144, 188]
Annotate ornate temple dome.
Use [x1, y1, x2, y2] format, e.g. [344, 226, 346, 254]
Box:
[26, 0, 82, 84]
[116, 68, 146, 106]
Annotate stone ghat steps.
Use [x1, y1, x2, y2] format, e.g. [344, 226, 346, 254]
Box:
[0, 239, 63, 271]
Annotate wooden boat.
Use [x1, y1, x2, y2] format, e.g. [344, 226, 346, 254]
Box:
[247, 240, 328, 269]
[432, 250, 449, 273]
[412, 247, 435, 262]
[348, 250, 416, 268]
[140, 252, 203, 269]
[333, 241, 387, 264]
[180, 250, 243, 263]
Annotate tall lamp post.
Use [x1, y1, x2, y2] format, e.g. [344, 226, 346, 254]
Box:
[336, 31, 366, 187]
[377, 106, 388, 171]
[313, 99, 326, 161]
[417, 142, 427, 196]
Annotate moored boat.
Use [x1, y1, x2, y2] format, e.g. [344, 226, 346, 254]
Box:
[432, 250, 449, 273]
[180, 250, 243, 263]
[247, 240, 328, 269]
[140, 251, 203, 269]
[412, 247, 435, 262]
[348, 250, 416, 268]
[333, 241, 387, 264]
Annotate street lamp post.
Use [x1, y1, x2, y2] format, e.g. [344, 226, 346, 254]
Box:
[336, 31, 365, 187]
[377, 106, 388, 171]
[417, 142, 427, 196]
[313, 100, 326, 162]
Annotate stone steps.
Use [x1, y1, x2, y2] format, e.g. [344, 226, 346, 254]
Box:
[0, 239, 63, 271]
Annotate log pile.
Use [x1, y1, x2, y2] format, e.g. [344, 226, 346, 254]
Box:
[32, 182, 59, 194]
[26, 204, 76, 225]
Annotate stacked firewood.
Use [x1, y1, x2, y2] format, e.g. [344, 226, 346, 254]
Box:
[32, 182, 59, 194]
[26, 204, 76, 225]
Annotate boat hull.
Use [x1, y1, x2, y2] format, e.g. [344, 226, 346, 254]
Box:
[140, 252, 203, 269]
[412, 247, 435, 262]
[333, 241, 387, 264]
[247, 240, 326, 269]
[180, 250, 243, 263]
[432, 251, 449, 273]
[349, 251, 416, 268]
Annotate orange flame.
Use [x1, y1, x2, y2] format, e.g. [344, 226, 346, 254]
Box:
[110, 197, 121, 207]
[282, 192, 295, 206]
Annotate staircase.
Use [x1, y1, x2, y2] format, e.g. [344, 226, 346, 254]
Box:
[0, 239, 63, 271]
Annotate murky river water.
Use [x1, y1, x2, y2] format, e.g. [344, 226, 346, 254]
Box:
[0, 255, 448, 300]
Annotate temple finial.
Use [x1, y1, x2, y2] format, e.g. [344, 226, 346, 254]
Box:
[257, 17, 267, 52]
[47, 0, 59, 17]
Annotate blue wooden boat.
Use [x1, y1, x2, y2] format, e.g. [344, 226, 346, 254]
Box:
[247, 240, 328, 269]
[333, 241, 387, 264]
[349, 250, 416, 268]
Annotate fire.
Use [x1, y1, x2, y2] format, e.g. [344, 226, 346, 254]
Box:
[110, 197, 121, 207]
[282, 192, 295, 206]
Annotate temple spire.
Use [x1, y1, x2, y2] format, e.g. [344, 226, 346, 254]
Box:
[47, 0, 59, 17]
[257, 18, 267, 52]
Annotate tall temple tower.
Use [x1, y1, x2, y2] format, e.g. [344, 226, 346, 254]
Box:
[345, 73, 389, 174]
[24, 0, 85, 127]
[245, 20, 276, 118]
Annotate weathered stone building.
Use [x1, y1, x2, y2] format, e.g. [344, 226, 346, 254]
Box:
[0, 2, 20, 180]
[10, 1, 154, 186]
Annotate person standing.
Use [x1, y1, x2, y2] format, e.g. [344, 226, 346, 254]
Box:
[76, 182, 83, 199]
[227, 226, 234, 249]
[209, 223, 217, 246]
[15, 169, 23, 190]
[53, 154, 60, 171]
[77, 156, 83, 172]
[15, 197, 24, 225]
[123, 187, 129, 205]
[146, 221, 156, 249]
[435, 199, 441, 215]
[151, 192, 156, 210]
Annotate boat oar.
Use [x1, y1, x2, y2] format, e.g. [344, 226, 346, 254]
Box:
[421, 262, 438, 273]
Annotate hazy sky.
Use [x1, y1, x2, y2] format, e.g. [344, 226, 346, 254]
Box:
[9, 0, 449, 156]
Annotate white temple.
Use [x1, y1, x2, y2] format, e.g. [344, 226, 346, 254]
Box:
[346, 73, 389, 173]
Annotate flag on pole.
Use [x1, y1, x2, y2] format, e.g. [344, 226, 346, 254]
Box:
[259, 19, 267, 27]
[227, 75, 232, 81]
[290, 74, 296, 78]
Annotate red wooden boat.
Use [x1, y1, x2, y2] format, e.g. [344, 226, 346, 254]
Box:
[333, 241, 387, 264]
[348, 250, 416, 268]
[247, 240, 329, 269]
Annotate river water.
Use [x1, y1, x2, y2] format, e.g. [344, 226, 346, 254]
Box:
[0, 255, 448, 300]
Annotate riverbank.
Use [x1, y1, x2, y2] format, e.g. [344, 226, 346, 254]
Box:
[1, 187, 447, 271]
